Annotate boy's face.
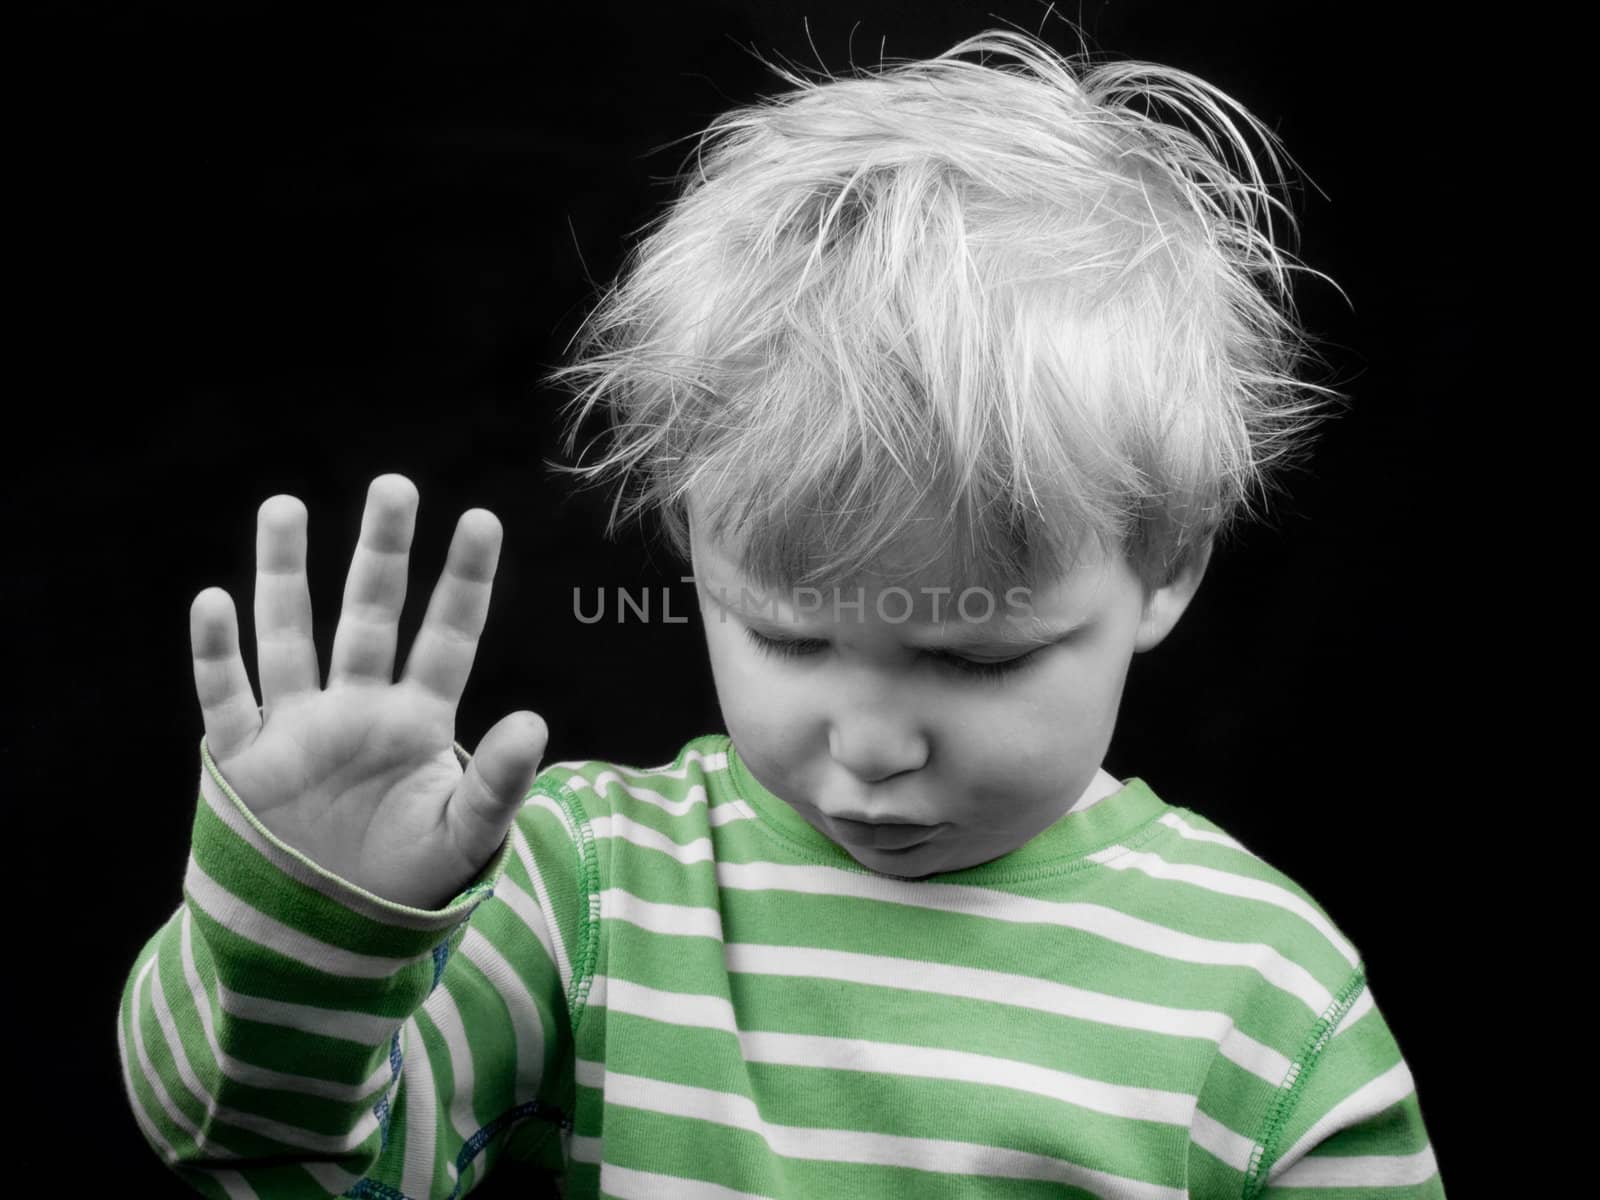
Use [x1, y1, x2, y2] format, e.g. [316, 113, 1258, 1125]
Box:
[689, 516, 1204, 879]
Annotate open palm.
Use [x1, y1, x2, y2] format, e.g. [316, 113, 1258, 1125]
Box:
[189, 474, 547, 909]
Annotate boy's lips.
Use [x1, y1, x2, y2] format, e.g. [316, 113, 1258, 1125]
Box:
[826, 815, 948, 851]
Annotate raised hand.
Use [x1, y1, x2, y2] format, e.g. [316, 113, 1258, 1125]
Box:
[189, 474, 547, 909]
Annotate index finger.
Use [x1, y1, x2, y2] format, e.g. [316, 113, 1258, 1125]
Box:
[400, 508, 502, 705]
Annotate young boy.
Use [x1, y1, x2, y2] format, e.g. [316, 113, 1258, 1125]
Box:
[118, 29, 1444, 1199]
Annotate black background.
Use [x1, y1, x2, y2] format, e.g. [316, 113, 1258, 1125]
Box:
[12, 1, 1480, 1193]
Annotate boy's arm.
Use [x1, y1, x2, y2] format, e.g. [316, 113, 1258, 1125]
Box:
[117, 743, 586, 1199]
[1248, 982, 1444, 1199]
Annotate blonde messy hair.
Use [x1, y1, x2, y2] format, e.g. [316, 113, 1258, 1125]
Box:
[549, 28, 1332, 593]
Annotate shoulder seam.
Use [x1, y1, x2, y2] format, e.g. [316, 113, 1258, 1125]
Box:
[529, 773, 602, 1037]
[1242, 964, 1368, 1199]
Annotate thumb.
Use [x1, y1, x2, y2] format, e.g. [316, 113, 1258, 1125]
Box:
[448, 710, 549, 859]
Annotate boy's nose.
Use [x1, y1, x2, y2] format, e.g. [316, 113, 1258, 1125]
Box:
[827, 716, 930, 783]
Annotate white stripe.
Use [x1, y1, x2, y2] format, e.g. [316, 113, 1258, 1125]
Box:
[1216, 1026, 1290, 1087]
[576, 1062, 1186, 1200]
[150, 941, 302, 1170]
[520, 790, 600, 1011]
[119, 944, 182, 1165]
[1267, 1059, 1418, 1181]
[1334, 986, 1376, 1037]
[724, 942, 1289, 1085]
[501, 836, 571, 993]
[715, 860, 1332, 1013]
[124, 942, 337, 1197]
[569, 1134, 604, 1164]
[631, 747, 730, 779]
[399, 1014, 443, 1197]
[566, 765, 757, 829]
[592, 813, 714, 864]
[184, 856, 431, 979]
[742, 1030, 1196, 1125]
[213, 1080, 384, 1155]
[300, 1161, 362, 1193]
[526, 791, 583, 848]
[459, 926, 548, 1095]
[130, 956, 237, 1157]
[120, 928, 379, 1184]
[710, 799, 758, 827]
[144, 950, 386, 1155]
[595, 975, 1194, 1125]
[1272, 1143, 1439, 1187]
[178, 909, 392, 1099]
[546, 758, 595, 774]
[215, 980, 402, 1046]
[583, 973, 687, 1028]
[553, 746, 729, 787]
[566, 771, 713, 817]
[196, 751, 469, 931]
[1155, 812, 1257, 856]
[599, 888, 725, 939]
[518, 790, 600, 990]
[599, 1161, 775, 1200]
[1189, 1108, 1256, 1172]
[661, 748, 729, 776]
[148, 934, 225, 1119]
[419, 984, 479, 1147]
[1086, 847, 1359, 968]
[206, 1170, 261, 1199]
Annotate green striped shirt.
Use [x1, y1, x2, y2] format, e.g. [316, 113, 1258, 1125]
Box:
[119, 732, 1443, 1198]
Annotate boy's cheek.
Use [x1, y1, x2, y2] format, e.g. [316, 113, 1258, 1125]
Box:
[728, 690, 806, 758]
[698, 621, 750, 695]
[710, 662, 795, 751]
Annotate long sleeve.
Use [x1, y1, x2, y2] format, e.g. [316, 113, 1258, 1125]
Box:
[117, 737, 591, 1199]
[1249, 981, 1443, 1198]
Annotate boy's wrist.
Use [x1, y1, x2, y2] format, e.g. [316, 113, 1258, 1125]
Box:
[192, 747, 500, 942]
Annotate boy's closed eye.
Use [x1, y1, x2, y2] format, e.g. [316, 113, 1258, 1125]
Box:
[741, 626, 1047, 680]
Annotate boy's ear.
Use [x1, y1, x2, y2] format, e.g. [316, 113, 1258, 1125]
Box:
[1133, 540, 1213, 652]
